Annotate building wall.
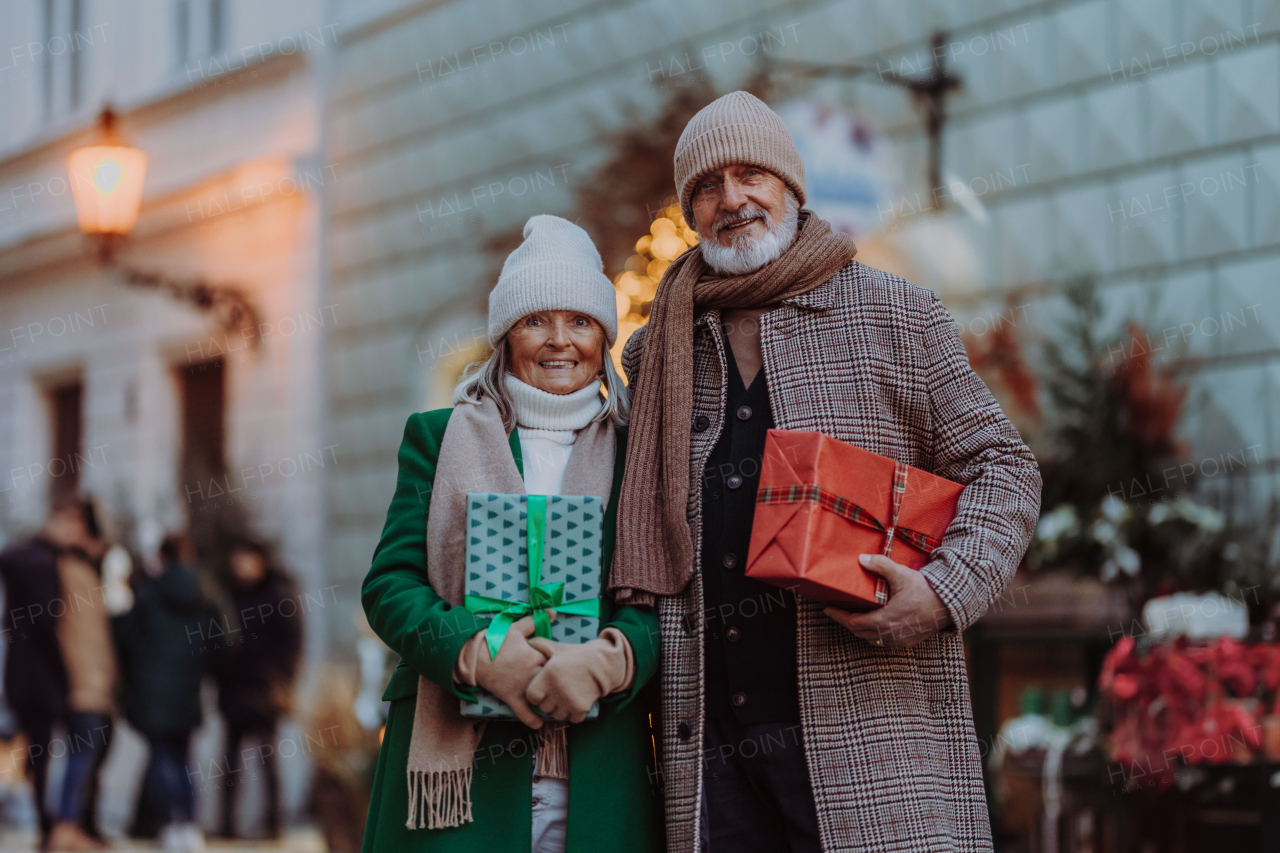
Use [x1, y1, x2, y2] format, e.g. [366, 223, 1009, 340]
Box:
[0, 0, 1275, 791]
[322, 0, 1280, 652]
[0, 2, 331, 827]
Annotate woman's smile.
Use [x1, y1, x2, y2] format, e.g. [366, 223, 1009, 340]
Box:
[507, 310, 605, 395]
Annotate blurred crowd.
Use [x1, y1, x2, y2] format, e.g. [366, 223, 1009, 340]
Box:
[0, 495, 303, 852]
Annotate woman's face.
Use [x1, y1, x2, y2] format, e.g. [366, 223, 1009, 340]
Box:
[506, 310, 606, 395]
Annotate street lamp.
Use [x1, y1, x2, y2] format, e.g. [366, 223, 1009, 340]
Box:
[67, 111, 148, 243]
[69, 108, 261, 347]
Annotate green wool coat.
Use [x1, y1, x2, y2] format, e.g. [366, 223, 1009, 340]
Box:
[360, 409, 663, 853]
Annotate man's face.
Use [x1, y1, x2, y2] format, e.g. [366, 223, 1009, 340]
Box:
[689, 164, 791, 248]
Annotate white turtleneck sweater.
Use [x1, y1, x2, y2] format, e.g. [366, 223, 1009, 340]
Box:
[502, 374, 608, 849]
[504, 374, 602, 495]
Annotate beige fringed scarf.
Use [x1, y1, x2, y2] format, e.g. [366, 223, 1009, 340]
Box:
[408, 393, 616, 829]
[610, 210, 856, 606]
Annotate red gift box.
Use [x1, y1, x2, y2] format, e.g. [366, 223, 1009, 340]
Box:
[745, 429, 963, 611]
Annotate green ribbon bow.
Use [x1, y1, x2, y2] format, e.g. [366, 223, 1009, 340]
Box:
[464, 495, 601, 659]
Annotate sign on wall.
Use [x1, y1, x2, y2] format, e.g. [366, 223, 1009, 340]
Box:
[775, 100, 903, 238]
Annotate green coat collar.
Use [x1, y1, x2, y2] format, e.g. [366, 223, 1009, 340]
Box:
[508, 428, 523, 478]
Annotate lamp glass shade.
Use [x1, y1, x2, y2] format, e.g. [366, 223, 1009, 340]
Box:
[67, 145, 148, 235]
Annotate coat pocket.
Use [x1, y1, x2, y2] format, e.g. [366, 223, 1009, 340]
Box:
[907, 632, 964, 710]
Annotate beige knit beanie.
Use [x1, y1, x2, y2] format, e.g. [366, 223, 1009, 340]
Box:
[674, 91, 807, 227]
[488, 215, 618, 347]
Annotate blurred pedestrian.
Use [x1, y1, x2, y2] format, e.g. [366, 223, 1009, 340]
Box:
[0, 495, 99, 850]
[112, 533, 219, 853]
[214, 538, 302, 839]
[50, 515, 118, 852]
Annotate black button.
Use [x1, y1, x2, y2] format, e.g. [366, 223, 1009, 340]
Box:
[726, 474, 743, 489]
[693, 415, 710, 432]
[736, 405, 753, 420]
[681, 612, 697, 634]
[726, 626, 741, 642]
[721, 552, 738, 569]
[677, 722, 692, 740]
[732, 692, 747, 707]
[506, 736, 524, 755]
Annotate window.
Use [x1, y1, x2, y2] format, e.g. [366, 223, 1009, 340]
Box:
[178, 358, 226, 487]
[47, 380, 83, 506]
[41, 0, 84, 120]
[174, 0, 225, 68]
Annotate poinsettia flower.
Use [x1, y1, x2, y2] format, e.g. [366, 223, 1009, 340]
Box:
[1112, 673, 1141, 700]
[1099, 636, 1137, 691]
[1103, 636, 1278, 772]
[1167, 654, 1207, 700]
[1220, 662, 1256, 697]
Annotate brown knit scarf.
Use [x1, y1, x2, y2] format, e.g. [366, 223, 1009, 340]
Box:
[610, 210, 855, 605]
[406, 394, 616, 829]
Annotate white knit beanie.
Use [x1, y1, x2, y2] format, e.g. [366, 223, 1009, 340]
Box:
[487, 215, 619, 347]
[674, 91, 807, 226]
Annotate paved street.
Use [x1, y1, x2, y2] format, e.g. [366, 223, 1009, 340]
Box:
[0, 829, 328, 853]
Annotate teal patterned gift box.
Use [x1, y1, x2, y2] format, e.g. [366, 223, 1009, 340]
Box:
[460, 492, 603, 720]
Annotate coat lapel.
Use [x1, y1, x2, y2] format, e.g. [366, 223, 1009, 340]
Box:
[509, 427, 523, 478]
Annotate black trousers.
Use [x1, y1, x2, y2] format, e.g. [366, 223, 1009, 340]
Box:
[701, 716, 822, 853]
[222, 719, 280, 838]
[78, 715, 113, 838]
[19, 716, 56, 845]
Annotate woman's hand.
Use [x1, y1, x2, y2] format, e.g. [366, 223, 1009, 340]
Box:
[525, 628, 634, 724]
[458, 616, 552, 729]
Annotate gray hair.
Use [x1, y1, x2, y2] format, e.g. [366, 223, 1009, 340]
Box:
[452, 335, 631, 433]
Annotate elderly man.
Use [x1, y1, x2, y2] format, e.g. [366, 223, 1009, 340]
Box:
[609, 91, 1041, 853]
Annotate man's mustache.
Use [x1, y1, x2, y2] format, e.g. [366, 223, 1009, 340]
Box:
[713, 207, 767, 236]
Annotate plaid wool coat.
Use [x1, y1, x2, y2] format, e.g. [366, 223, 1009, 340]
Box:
[621, 260, 1042, 853]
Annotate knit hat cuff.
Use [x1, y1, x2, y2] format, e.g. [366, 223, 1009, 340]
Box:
[487, 264, 618, 347]
[675, 116, 807, 225]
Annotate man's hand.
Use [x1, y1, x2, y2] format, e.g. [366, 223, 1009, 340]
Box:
[823, 554, 953, 648]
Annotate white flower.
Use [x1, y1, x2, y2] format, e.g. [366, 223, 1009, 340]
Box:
[1100, 495, 1130, 523]
[1100, 559, 1119, 583]
[1148, 503, 1172, 525]
[1174, 499, 1224, 532]
[1091, 520, 1118, 545]
[1036, 504, 1079, 542]
[1115, 546, 1141, 576]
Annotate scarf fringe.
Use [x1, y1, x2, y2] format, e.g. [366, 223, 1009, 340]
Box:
[534, 722, 569, 779]
[406, 767, 474, 830]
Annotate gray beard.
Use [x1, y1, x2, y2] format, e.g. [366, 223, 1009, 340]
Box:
[700, 193, 800, 276]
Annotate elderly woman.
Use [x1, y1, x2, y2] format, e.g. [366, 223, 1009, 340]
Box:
[360, 216, 661, 853]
